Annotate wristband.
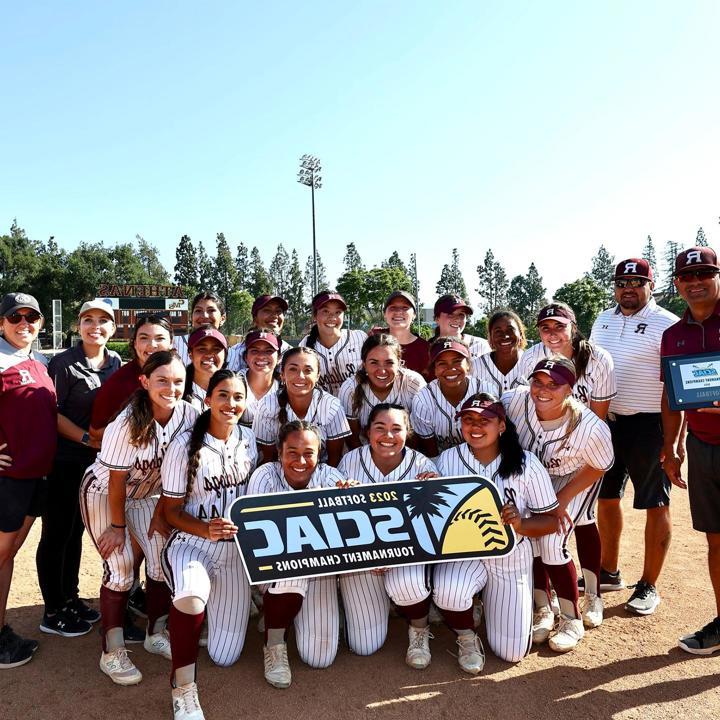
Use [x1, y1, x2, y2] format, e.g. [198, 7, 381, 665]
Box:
[81, 431, 90, 446]
[111, 523, 126, 529]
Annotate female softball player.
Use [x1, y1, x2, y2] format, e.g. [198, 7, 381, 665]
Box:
[238, 329, 280, 429]
[161, 369, 257, 720]
[299, 291, 367, 396]
[502, 357, 614, 652]
[0, 292, 56, 669]
[432, 294, 490, 359]
[431, 393, 559, 672]
[37, 299, 121, 639]
[227, 295, 293, 372]
[411, 337, 493, 459]
[247, 421, 346, 689]
[337, 334, 426, 448]
[382, 290, 430, 377]
[517, 303, 616, 628]
[471, 309, 527, 396]
[252, 347, 350, 466]
[173, 291, 226, 367]
[182, 326, 228, 411]
[80, 350, 198, 685]
[337, 404, 438, 662]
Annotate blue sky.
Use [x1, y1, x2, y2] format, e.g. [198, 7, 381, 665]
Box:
[2, 1, 718, 307]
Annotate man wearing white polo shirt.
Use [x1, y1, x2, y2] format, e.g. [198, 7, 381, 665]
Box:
[591, 258, 679, 616]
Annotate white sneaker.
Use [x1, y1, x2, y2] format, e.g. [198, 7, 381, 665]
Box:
[172, 682, 205, 720]
[549, 615, 585, 653]
[456, 633, 485, 675]
[406, 625, 432, 669]
[264, 643, 291, 688]
[100, 647, 142, 686]
[144, 629, 171, 659]
[581, 593, 604, 629]
[532, 606, 555, 645]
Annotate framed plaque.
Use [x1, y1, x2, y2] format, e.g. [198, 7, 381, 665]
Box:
[662, 351, 720, 410]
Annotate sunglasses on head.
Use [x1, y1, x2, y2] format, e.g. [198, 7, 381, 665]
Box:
[4, 311, 42, 324]
[676, 270, 719, 282]
[615, 278, 648, 289]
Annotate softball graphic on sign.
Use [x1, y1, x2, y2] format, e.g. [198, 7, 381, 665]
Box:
[230, 475, 515, 584]
[403, 479, 513, 557]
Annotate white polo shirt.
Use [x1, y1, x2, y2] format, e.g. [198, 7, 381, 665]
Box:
[591, 298, 678, 415]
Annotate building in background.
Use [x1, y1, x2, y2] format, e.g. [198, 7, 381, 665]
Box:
[97, 284, 188, 339]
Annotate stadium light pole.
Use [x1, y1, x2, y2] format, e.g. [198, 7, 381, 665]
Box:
[297, 154, 322, 296]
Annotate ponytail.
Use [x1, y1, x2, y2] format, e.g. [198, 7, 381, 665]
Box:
[277, 385, 290, 426]
[183, 363, 196, 403]
[185, 410, 211, 496]
[572, 332, 592, 380]
[305, 323, 320, 350]
[351, 367, 369, 416]
[497, 417, 526, 479]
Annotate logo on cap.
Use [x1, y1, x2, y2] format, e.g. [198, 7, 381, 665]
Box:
[443, 340, 453, 349]
[15, 293, 30, 304]
[686, 250, 703, 265]
[623, 262, 638, 274]
[544, 361, 555, 369]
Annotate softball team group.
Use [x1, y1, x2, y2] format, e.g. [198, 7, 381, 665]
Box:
[0, 286, 620, 720]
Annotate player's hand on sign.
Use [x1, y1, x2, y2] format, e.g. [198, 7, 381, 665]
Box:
[663, 451, 686, 489]
[501, 503, 522, 532]
[98, 525, 125, 559]
[415, 471, 439, 480]
[207, 518, 238, 541]
[336, 478, 360, 488]
[0, 443, 12, 470]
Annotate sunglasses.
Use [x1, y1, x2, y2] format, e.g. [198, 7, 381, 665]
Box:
[4, 311, 42, 324]
[676, 270, 719, 282]
[615, 278, 648, 289]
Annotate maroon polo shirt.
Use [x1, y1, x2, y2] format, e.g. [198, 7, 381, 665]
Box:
[661, 299, 720, 444]
[0, 356, 57, 478]
[90, 358, 142, 429]
[401, 337, 431, 379]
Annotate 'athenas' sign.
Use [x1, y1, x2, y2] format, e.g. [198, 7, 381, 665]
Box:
[229, 475, 516, 584]
[97, 284, 185, 298]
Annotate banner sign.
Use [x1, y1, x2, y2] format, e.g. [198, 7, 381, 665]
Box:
[229, 475, 516, 584]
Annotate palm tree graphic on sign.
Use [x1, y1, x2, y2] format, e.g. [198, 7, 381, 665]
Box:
[405, 484, 452, 554]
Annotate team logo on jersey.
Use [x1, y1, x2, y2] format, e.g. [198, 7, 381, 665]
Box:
[229, 476, 515, 583]
[17, 368, 35, 385]
[635, 323, 648, 334]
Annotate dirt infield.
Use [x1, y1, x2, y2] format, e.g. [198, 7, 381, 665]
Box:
[3, 485, 719, 720]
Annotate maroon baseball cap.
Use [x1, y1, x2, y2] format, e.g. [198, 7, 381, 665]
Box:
[311, 291, 347, 311]
[530, 357, 576, 388]
[434, 294, 473, 316]
[384, 290, 416, 312]
[536, 303, 576, 326]
[614, 258, 653, 281]
[188, 326, 228, 351]
[673, 247, 720, 276]
[429, 337, 471, 362]
[252, 295, 289, 317]
[456, 395, 506, 420]
[244, 329, 281, 352]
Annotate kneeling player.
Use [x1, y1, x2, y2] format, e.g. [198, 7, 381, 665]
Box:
[247, 421, 346, 688]
[337, 404, 437, 661]
[161, 370, 258, 720]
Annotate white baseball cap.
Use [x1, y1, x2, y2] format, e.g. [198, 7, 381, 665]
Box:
[78, 298, 115, 322]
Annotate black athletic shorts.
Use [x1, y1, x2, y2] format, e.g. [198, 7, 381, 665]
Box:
[686, 433, 720, 534]
[0, 477, 46, 533]
[599, 413, 670, 509]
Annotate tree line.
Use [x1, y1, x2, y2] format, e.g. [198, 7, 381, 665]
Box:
[0, 219, 711, 340]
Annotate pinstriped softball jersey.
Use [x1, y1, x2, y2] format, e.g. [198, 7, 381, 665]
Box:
[338, 368, 426, 444]
[186, 382, 207, 412]
[517, 341, 617, 407]
[337, 446, 438, 655]
[247, 461, 344, 669]
[471, 351, 526, 397]
[299, 329, 367, 396]
[502, 386, 613, 561]
[161, 424, 258, 667]
[410, 377, 494, 453]
[238, 372, 279, 429]
[433, 447, 558, 662]
[463, 333, 492, 359]
[89, 400, 198, 499]
[251, 388, 351, 462]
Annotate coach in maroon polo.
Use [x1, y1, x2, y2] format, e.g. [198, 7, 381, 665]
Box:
[661, 246, 720, 655]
